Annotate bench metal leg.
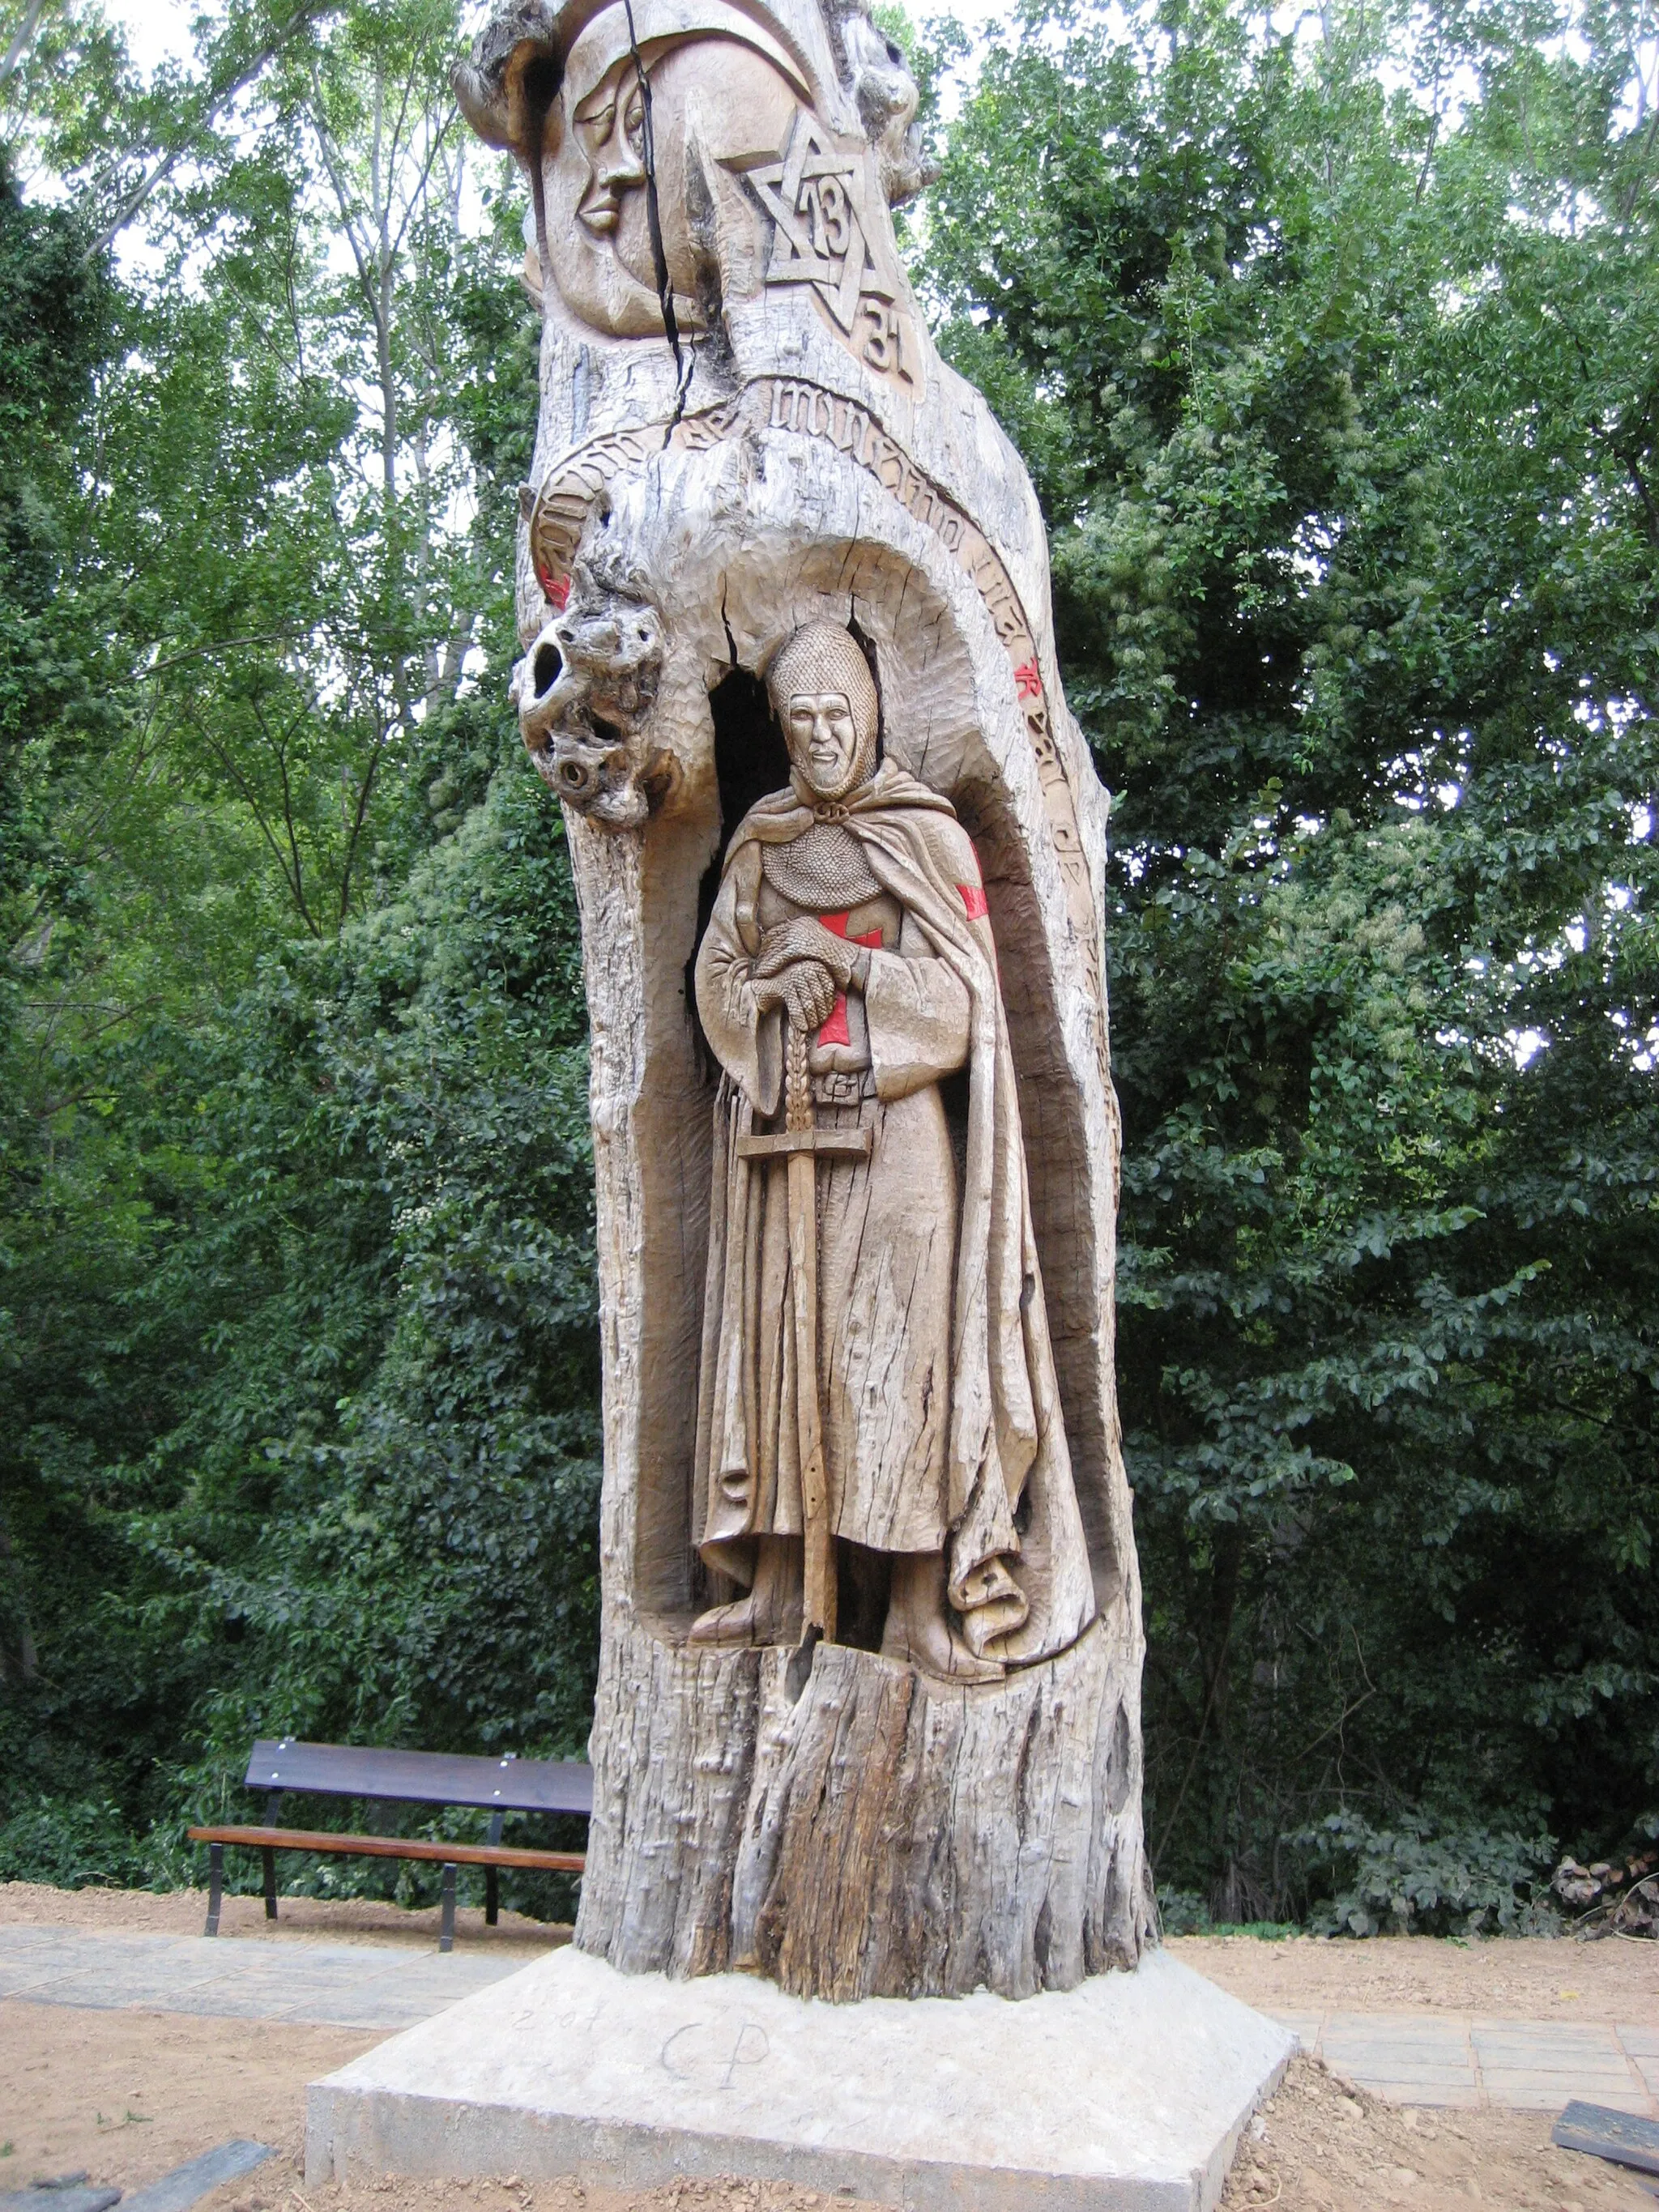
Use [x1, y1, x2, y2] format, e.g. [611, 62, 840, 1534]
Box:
[262, 1845, 278, 1920]
[485, 1865, 499, 1927]
[205, 1843, 224, 1937]
[440, 1863, 457, 1953]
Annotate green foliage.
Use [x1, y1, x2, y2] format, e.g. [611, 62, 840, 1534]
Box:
[1295, 1810, 1560, 1937]
[0, 0, 599, 1905]
[0, 1795, 156, 1890]
[2, 747, 602, 1894]
[0, 156, 110, 744]
[1154, 1887, 1297, 1938]
[924, 0, 1659, 1920]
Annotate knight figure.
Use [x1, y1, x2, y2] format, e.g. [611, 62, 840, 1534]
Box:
[691, 622, 1096, 1680]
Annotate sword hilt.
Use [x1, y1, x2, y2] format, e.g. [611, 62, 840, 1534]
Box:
[784, 1016, 812, 1134]
[737, 1014, 867, 1161]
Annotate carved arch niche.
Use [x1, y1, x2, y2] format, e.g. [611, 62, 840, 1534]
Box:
[573, 519, 1124, 1640]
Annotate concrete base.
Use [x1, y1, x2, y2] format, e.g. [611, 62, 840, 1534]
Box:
[305, 1945, 1293, 2212]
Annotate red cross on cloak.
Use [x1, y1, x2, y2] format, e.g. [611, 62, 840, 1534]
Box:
[814, 911, 883, 1046]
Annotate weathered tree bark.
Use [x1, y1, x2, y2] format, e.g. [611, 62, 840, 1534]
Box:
[581, 1608, 1148, 2000]
[459, 0, 1156, 2001]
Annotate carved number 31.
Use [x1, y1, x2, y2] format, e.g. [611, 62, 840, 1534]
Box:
[862, 300, 909, 381]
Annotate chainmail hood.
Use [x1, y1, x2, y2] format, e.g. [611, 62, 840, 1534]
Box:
[765, 623, 880, 795]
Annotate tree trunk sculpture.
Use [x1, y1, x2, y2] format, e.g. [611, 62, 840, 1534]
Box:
[457, 0, 1154, 2001]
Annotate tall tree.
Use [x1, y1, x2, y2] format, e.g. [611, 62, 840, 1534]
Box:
[1, 0, 595, 1901]
[924, 0, 1658, 1926]
[0, 146, 113, 1694]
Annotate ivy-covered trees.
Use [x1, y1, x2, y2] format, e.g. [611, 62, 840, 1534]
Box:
[924, 0, 1658, 1923]
[0, 0, 597, 1902]
[1, 0, 1655, 1928]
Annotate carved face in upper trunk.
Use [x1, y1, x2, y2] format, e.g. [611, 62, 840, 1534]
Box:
[571, 62, 647, 244]
[458, 0, 932, 381]
[537, 10, 807, 339]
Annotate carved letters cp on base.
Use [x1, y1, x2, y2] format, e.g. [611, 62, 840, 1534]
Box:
[458, 0, 1154, 2001]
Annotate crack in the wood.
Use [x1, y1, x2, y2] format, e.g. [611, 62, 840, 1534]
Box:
[784, 1626, 820, 1703]
[719, 577, 738, 668]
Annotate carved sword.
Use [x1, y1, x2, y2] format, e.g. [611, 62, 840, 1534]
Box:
[735, 1016, 870, 1642]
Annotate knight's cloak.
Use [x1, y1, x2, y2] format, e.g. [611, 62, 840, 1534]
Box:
[692, 761, 1095, 1665]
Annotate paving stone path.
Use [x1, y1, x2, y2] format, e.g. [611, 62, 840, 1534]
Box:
[1277, 2006, 1659, 2113]
[0, 1926, 522, 2030]
[6, 1929, 1656, 2116]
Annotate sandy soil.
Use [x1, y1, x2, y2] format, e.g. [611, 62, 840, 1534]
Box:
[1172, 1932, 1659, 2025]
[1219, 2054, 1659, 2211]
[4, 2008, 1653, 2212]
[4, 1889, 1657, 2212]
[0, 1998, 375, 2189]
[0, 1881, 572, 1954]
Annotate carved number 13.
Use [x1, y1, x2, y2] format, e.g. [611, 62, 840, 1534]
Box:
[800, 176, 853, 258]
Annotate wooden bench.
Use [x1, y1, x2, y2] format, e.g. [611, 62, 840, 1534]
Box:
[188, 1737, 592, 1951]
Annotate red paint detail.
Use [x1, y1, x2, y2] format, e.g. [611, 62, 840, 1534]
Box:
[958, 881, 990, 921]
[537, 566, 570, 610]
[817, 911, 883, 948]
[1013, 659, 1042, 700]
[813, 914, 882, 1046]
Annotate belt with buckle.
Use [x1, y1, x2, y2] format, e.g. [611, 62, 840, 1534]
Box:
[810, 1068, 876, 1106]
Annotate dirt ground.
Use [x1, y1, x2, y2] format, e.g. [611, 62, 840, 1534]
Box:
[0, 1998, 374, 2189]
[3, 1886, 1657, 2212]
[0, 1878, 571, 1954]
[1220, 2054, 1659, 2211]
[4, 2007, 1652, 2212]
[1172, 1930, 1659, 2025]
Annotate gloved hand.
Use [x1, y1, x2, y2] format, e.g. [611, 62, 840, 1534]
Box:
[751, 960, 838, 1034]
[755, 917, 860, 991]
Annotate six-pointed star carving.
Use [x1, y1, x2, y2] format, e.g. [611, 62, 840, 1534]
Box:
[741, 110, 881, 335]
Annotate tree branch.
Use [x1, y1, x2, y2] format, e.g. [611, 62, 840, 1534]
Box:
[248, 694, 318, 931]
[336, 723, 390, 923]
[188, 706, 320, 935]
[0, 0, 45, 93]
[87, 0, 337, 258]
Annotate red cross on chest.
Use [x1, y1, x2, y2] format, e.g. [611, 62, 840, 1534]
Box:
[815, 910, 884, 1047]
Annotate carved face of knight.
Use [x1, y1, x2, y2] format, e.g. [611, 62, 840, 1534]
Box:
[786, 691, 862, 799]
[767, 623, 879, 802]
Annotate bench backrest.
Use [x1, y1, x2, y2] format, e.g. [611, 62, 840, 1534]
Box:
[244, 1738, 593, 1815]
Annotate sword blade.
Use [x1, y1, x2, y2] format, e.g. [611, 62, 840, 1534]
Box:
[787, 1144, 836, 1641]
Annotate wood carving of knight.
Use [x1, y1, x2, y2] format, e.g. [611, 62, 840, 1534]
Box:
[691, 621, 1096, 1681]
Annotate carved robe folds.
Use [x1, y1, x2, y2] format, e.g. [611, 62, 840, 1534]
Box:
[693, 763, 1095, 1664]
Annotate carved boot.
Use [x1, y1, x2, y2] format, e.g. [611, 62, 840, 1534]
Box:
[881, 1551, 1005, 1681]
[689, 1536, 804, 1648]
